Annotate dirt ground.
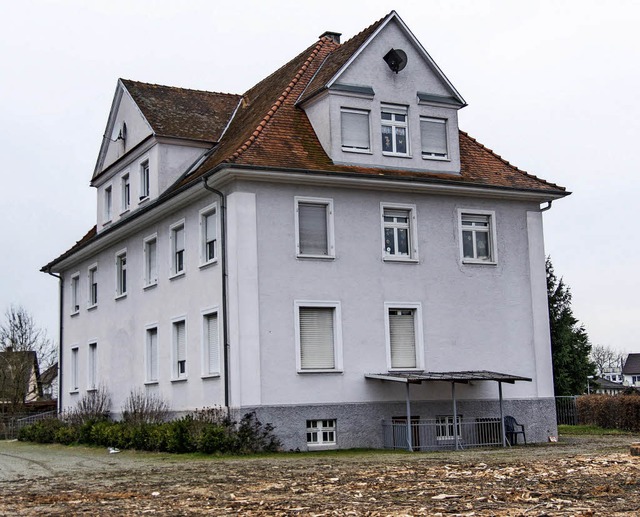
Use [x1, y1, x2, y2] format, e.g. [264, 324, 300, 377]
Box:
[1, 434, 640, 516]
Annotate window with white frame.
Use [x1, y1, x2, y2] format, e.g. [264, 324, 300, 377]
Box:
[87, 342, 97, 390]
[121, 173, 130, 212]
[104, 186, 113, 222]
[295, 302, 342, 372]
[381, 105, 408, 155]
[385, 303, 423, 371]
[70, 273, 80, 314]
[633, 375, 640, 385]
[146, 327, 158, 383]
[173, 320, 187, 379]
[436, 415, 462, 441]
[200, 205, 218, 265]
[341, 108, 370, 152]
[382, 204, 417, 260]
[88, 264, 98, 308]
[459, 210, 497, 263]
[115, 250, 127, 297]
[140, 160, 150, 200]
[143, 235, 158, 287]
[202, 312, 220, 376]
[295, 197, 334, 258]
[170, 222, 186, 276]
[71, 347, 79, 392]
[306, 419, 336, 446]
[420, 117, 448, 159]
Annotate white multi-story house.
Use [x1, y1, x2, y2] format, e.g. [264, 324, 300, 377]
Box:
[43, 11, 567, 450]
[622, 354, 640, 387]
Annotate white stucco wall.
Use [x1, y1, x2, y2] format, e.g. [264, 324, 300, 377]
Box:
[60, 191, 224, 413]
[224, 178, 552, 409]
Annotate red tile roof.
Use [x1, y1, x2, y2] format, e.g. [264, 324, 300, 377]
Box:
[121, 79, 241, 143]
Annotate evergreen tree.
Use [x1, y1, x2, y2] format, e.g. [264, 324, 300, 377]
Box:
[546, 258, 595, 395]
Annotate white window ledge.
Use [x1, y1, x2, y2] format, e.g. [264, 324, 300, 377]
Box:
[139, 196, 150, 204]
[201, 374, 221, 380]
[298, 369, 343, 374]
[199, 260, 218, 270]
[87, 304, 98, 311]
[70, 311, 80, 317]
[169, 271, 186, 281]
[144, 380, 159, 386]
[383, 257, 419, 264]
[297, 254, 336, 260]
[382, 152, 412, 159]
[341, 147, 372, 154]
[462, 259, 497, 266]
[422, 155, 450, 162]
[69, 389, 79, 394]
[143, 282, 158, 291]
[114, 293, 127, 301]
[170, 377, 188, 383]
[86, 388, 97, 393]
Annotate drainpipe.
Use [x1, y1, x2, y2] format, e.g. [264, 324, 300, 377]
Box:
[540, 201, 553, 212]
[202, 178, 230, 409]
[46, 270, 63, 414]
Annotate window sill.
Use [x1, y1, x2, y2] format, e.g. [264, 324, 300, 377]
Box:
[139, 196, 150, 204]
[144, 380, 159, 386]
[307, 443, 337, 451]
[171, 377, 188, 383]
[115, 293, 127, 301]
[87, 304, 98, 311]
[298, 369, 343, 374]
[69, 389, 79, 394]
[143, 282, 158, 291]
[462, 258, 497, 266]
[70, 311, 80, 317]
[103, 219, 112, 226]
[201, 373, 221, 380]
[297, 254, 335, 260]
[86, 387, 97, 393]
[422, 154, 450, 161]
[389, 368, 424, 373]
[199, 259, 218, 270]
[341, 147, 372, 154]
[382, 152, 412, 159]
[383, 256, 419, 264]
[169, 271, 186, 281]
[120, 209, 130, 216]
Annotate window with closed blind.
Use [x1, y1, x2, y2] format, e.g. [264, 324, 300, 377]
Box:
[87, 342, 97, 391]
[295, 301, 343, 372]
[341, 108, 371, 153]
[294, 197, 335, 258]
[71, 346, 79, 392]
[199, 204, 218, 266]
[202, 311, 220, 377]
[172, 319, 187, 380]
[420, 117, 448, 159]
[385, 303, 424, 371]
[146, 327, 158, 383]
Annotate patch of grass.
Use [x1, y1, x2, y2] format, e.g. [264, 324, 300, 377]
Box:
[558, 425, 630, 435]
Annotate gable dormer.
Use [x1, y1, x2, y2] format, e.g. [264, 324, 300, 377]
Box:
[91, 80, 241, 233]
[300, 12, 466, 175]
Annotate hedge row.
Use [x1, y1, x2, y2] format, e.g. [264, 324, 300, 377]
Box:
[18, 411, 280, 454]
[577, 394, 640, 432]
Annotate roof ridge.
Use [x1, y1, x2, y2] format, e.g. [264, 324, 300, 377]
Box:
[120, 78, 240, 98]
[459, 130, 564, 190]
[226, 38, 335, 163]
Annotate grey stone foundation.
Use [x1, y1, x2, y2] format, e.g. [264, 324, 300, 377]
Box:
[234, 398, 557, 451]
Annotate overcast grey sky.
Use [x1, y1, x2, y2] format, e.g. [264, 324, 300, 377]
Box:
[1, 0, 638, 354]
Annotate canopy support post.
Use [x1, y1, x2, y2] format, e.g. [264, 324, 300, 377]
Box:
[498, 381, 506, 447]
[452, 382, 459, 450]
[405, 382, 412, 452]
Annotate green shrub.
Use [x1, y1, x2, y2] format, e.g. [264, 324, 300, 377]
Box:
[18, 418, 65, 443]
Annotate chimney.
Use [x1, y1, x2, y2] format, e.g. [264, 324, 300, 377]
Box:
[319, 31, 341, 44]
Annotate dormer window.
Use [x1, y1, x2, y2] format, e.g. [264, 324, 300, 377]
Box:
[381, 106, 408, 156]
[341, 108, 370, 153]
[140, 160, 150, 200]
[421, 117, 448, 159]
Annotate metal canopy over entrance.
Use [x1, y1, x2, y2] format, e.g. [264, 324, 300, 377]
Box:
[365, 370, 532, 451]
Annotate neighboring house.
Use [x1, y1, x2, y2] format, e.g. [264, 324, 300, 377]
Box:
[40, 362, 59, 401]
[42, 12, 568, 450]
[593, 377, 626, 396]
[601, 367, 623, 384]
[0, 350, 42, 404]
[622, 353, 640, 387]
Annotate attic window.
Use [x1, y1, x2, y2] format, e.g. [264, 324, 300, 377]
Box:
[381, 106, 408, 156]
[340, 108, 370, 153]
[420, 117, 448, 159]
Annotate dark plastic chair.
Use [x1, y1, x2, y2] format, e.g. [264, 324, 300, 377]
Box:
[504, 415, 526, 445]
